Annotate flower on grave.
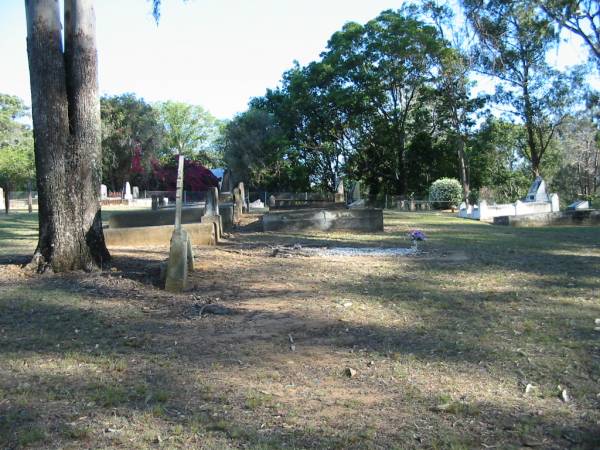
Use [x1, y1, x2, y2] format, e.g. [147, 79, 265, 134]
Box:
[408, 229, 426, 251]
[409, 230, 426, 241]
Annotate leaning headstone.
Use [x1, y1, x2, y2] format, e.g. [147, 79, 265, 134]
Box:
[524, 176, 548, 202]
[567, 200, 589, 210]
[132, 186, 139, 199]
[335, 178, 345, 203]
[123, 182, 133, 201]
[165, 155, 194, 293]
[100, 184, 108, 199]
[0, 187, 4, 211]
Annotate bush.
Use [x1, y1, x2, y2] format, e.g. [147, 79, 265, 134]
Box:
[429, 178, 463, 209]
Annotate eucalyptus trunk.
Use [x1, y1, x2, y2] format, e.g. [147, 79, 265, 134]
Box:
[25, 0, 109, 272]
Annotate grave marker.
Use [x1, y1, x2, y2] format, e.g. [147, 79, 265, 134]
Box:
[165, 155, 194, 293]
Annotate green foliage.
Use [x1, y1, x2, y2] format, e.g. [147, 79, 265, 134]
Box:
[100, 94, 163, 191]
[429, 178, 463, 208]
[222, 107, 309, 191]
[157, 100, 223, 166]
[0, 94, 35, 198]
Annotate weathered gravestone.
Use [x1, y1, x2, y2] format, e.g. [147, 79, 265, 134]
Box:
[221, 169, 233, 193]
[201, 186, 222, 240]
[165, 155, 194, 293]
[132, 186, 139, 199]
[100, 184, 108, 200]
[335, 178, 345, 203]
[238, 182, 247, 213]
[350, 181, 361, 203]
[269, 195, 276, 208]
[525, 176, 549, 202]
[123, 182, 133, 201]
[233, 187, 242, 224]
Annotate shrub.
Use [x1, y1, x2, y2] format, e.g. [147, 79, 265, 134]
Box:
[429, 178, 463, 209]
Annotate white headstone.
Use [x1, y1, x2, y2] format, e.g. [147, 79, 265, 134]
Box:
[100, 184, 108, 199]
[249, 199, 264, 209]
[132, 186, 139, 199]
[124, 182, 133, 200]
[0, 187, 4, 211]
[550, 193, 560, 212]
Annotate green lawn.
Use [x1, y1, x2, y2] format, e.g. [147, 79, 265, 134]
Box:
[0, 211, 599, 449]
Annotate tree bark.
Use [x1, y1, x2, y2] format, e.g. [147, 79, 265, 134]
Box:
[456, 135, 470, 202]
[25, 0, 109, 272]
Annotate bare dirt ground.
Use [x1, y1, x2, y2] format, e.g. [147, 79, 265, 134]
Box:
[0, 211, 599, 449]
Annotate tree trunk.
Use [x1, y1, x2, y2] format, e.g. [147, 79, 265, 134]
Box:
[456, 135, 470, 202]
[25, 0, 109, 272]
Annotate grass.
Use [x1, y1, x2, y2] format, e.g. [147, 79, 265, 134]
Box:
[0, 210, 599, 448]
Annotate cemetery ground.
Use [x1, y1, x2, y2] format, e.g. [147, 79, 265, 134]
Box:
[0, 211, 599, 449]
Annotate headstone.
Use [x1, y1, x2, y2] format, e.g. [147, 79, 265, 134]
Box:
[233, 187, 242, 223]
[204, 187, 219, 217]
[249, 199, 264, 209]
[550, 193, 560, 212]
[221, 169, 233, 193]
[269, 195, 276, 208]
[124, 182, 133, 201]
[0, 187, 4, 211]
[351, 181, 361, 203]
[567, 200, 588, 210]
[238, 182, 247, 213]
[132, 186, 139, 199]
[335, 178, 345, 203]
[524, 176, 548, 202]
[100, 184, 108, 199]
[165, 155, 194, 293]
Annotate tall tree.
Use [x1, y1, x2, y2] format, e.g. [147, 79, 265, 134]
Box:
[464, 0, 580, 177]
[101, 93, 164, 191]
[25, 0, 109, 272]
[157, 100, 222, 165]
[537, 0, 600, 65]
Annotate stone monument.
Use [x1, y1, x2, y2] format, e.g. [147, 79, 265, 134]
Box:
[132, 186, 139, 199]
[351, 181, 361, 203]
[525, 176, 548, 202]
[233, 187, 242, 223]
[335, 178, 345, 203]
[100, 184, 108, 200]
[238, 182, 247, 213]
[201, 186, 222, 240]
[123, 182, 133, 201]
[221, 169, 233, 193]
[0, 187, 4, 212]
[165, 155, 194, 293]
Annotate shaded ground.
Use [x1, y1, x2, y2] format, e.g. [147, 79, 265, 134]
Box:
[0, 211, 599, 449]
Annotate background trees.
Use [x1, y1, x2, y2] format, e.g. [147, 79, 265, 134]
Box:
[0, 94, 35, 213]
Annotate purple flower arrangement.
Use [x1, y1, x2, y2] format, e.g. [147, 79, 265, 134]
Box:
[408, 230, 426, 250]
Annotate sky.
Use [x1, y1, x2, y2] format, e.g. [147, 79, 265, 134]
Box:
[0, 0, 595, 120]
